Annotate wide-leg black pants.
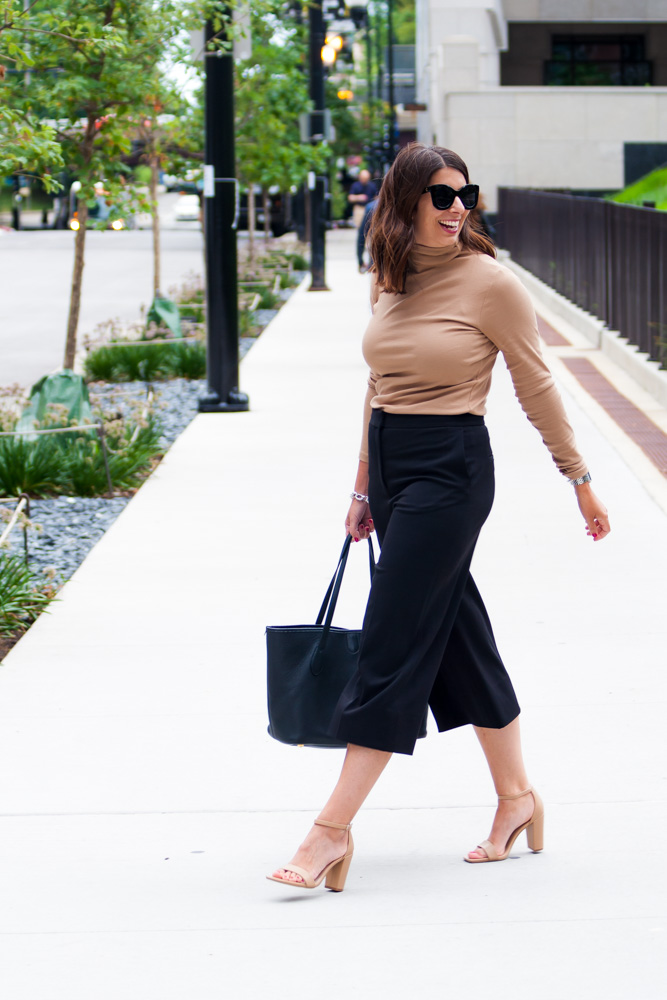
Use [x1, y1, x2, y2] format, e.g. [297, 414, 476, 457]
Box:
[330, 411, 520, 755]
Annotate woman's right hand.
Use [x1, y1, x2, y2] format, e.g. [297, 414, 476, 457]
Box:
[346, 499, 374, 542]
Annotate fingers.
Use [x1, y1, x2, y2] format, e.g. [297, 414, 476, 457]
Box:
[585, 516, 610, 541]
[356, 516, 375, 541]
[576, 488, 610, 542]
[345, 501, 374, 542]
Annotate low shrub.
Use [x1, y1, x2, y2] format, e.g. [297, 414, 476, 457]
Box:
[257, 288, 279, 310]
[0, 434, 63, 495]
[0, 553, 54, 634]
[280, 272, 300, 290]
[0, 418, 163, 497]
[84, 340, 206, 382]
[239, 309, 260, 337]
[166, 341, 207, 380]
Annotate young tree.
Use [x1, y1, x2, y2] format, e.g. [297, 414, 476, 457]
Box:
[2, 0, 192, 369]
[141, 80, 206, 292]
[235, 7, 327, 259]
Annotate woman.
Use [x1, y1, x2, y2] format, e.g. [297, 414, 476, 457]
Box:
[267, 144, 610, 891]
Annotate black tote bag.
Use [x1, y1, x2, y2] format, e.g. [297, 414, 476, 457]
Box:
[266, 535, 375, 748]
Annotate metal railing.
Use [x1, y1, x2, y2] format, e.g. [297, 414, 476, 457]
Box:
[498, 188, 667, 365]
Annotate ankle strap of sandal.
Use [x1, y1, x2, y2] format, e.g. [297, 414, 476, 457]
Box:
[497, 786, 533, 801]
[314, 819, 352, 831]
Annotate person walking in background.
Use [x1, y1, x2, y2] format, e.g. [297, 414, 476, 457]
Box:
[470, 191, 496, 244]
[268, 143, 610, 893]
[356, 197, 377, 273]
[348, 168, 377, 232]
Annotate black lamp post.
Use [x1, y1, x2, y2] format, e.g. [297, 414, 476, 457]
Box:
[307, 1, 329, 291]
[198, 17, 249, 414]
[387, 0, 398, 164]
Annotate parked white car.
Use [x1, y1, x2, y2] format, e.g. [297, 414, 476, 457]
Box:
[173, 194, 201, 222]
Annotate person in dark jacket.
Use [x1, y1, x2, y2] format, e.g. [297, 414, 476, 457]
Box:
[356, 197, 377, 272]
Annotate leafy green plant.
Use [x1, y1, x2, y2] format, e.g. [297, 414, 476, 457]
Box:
[239, 309, 260, 337]
[84, 341, 206, 382]
[65, 422, 161, 496]
[257, 288, 279, 310]
[0, 554, 54, 634]
[167, 341, 207, 379]
[289, 253, 309, 270]
[0, 419, 163, 497]
[178, 304, 205, 323]
[85, 345, 168, 382]
[0, 435, 65, 496]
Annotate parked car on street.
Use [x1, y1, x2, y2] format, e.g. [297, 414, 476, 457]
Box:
[68, 181, 129, 231]
[173, 194, 202, 222]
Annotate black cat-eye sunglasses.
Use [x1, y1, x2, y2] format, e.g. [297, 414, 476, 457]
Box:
[423, 183, 479, 211]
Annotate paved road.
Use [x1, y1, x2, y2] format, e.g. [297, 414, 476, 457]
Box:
[0, 193, 204, 389]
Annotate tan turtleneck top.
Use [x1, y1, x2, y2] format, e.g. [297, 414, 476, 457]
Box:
[360, 243, 588, 480]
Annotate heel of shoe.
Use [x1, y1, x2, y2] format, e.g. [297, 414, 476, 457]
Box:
[526, 808, 544, 853]
[325, 852, 353, 892]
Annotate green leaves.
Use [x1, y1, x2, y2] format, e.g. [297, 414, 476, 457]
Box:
[0, 107, 64, 187]
[84, 341, 207, 382]
[0, 553, 54, 635]
[235, 6, 327, 192]
[0, 418, 164, 497]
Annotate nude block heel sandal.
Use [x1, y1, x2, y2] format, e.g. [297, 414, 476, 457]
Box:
[266, 819, 354, 891]
[465, 786, 544, 863]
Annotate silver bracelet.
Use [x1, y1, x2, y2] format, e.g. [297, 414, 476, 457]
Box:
[350, 491, 369, 503]
[569, 472, 592, 486]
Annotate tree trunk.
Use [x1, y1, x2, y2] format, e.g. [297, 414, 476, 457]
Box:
[262, 186, 270, 243]
[150, 150, 161, 294]
[64, 117, 96, 371]
[63, 201, 88, 371]
[247, 186, 256, 266]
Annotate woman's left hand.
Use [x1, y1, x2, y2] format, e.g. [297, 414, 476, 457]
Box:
[575, 484, 610, 542]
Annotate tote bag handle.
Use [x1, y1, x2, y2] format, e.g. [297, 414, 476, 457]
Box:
[311, 535, 375, 674]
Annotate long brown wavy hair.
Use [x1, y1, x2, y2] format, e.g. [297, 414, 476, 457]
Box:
[368, 143, 495, 294]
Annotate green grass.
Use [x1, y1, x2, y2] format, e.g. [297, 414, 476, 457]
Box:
[0, 553, 54, 634]
[84, 340, 206, 382]
[607, 166, 667, 210]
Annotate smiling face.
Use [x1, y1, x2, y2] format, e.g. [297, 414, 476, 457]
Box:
[413, 166, 470, 247]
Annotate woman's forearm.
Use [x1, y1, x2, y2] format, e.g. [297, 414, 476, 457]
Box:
[354, 461, 369, 495]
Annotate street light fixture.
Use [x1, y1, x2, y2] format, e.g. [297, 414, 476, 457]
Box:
[321, 42, 337, 66]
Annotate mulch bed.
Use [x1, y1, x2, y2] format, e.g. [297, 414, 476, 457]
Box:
[0, 632, 22, 662]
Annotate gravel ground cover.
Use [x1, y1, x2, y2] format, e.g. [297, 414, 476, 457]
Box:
[4, 376, 210, 585]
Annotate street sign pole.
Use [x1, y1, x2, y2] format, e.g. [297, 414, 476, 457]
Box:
[199, 18, 249, 414]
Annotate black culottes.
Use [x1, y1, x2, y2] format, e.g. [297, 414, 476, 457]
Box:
[330, 410, 520, 755]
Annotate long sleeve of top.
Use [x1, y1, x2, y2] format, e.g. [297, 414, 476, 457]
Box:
[359, 243, 588, 481]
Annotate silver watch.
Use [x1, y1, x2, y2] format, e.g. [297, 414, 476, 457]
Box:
[569, 472, 592, 486]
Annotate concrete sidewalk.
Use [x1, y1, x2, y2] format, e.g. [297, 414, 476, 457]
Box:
[1, 230, 665, 999]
